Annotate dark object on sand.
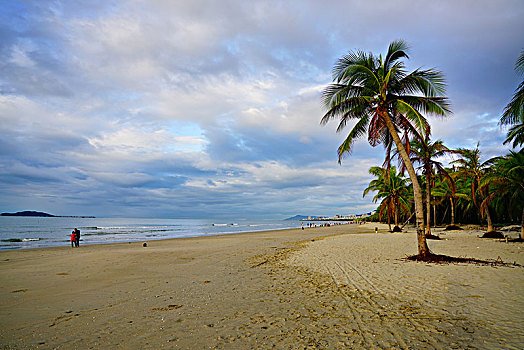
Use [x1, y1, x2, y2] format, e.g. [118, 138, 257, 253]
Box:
[444, 224, 462, 231]
[143, 242, 147, 247]
[481, 231, 504, 239]
[508, 238, 524, 243]
[425, 234, 441, 240]
[405, 253, 521, 266]
[392, 226, 402, 232]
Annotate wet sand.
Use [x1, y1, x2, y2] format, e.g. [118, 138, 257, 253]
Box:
[1, 224, 523, 349]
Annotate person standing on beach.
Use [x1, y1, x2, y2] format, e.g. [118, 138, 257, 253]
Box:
[74, 228, 80, 247]
[70, 230, 76, 248]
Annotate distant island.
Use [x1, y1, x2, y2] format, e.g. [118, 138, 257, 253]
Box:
[1, 211, 95, 218]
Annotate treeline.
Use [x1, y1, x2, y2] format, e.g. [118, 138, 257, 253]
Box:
[321, 41, 523, 256]
[363, 145, 523, 236]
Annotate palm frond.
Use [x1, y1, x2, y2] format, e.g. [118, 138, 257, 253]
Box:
[384, 39, 410, 71]
[515, 49, 524, 75]
[500, 80, 524, 126]
[503, 123, 524, 148]
[337, 114, 371, 163]
[396, 95, 450, 117]
[400, 69, 447, 97]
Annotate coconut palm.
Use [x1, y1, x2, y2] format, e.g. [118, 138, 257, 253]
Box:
[432, 173, 467, 226]
[481, 149, 524, 239]
[363, 166, 411, 230]
[451, 145, 495, 232]
[501, 50, 524, 148]
[363, 167, 394, 230]
[403, 136, 457, 236]
[321, 40, 450, 257]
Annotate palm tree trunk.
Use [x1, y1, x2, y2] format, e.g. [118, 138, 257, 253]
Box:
[387, 209, 392, 231]
[394, 200, 399, 227]
[521, 206, 524, 240]
[381, 112, 429, 256]
[433, 203, 437, 228]
[450, 197, 455, 225]
[441, 205, 449, 226]
[425, 169, 432, 236]
[486, 206, 494, 232]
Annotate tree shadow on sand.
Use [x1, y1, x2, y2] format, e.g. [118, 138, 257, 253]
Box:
[404, 253, 522, 267]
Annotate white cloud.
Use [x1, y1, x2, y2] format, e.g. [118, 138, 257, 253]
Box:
[88, 127, 206, 153]
[9, 44, 35, 68]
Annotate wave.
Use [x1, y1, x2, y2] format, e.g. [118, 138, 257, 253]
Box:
[83, 232, 134, 236]
[83, 228, 177, 236]
[1, 238, 43, 243]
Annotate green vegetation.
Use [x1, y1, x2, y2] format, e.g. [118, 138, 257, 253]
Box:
[322, 41, 524, 254]
[321, 40, 450, 257]
[501, 50, 524, 147]
[363, 166, 411, 231]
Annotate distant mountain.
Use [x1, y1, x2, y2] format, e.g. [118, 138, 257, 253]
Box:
[1, 211, 56, 217]
[1, 211, 95, 218]
[284, 215, 315, 221]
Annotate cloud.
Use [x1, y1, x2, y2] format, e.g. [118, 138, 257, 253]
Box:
[0, 0, 523, 218]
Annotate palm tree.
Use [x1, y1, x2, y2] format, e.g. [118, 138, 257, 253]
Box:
[432, 173, 467, 226]
[363, 167, 393, 230]
[321, 40, 450, 257]
[451, 145, 495, 232]
[403, 136, 456, 236]
[363, 166, 411, 230]
[481, 149, 524, 239]
[500, 49, 524, 148]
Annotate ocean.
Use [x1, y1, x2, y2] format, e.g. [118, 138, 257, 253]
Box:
[0, 216, 302, 250]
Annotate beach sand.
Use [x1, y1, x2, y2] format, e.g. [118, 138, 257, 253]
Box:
[1, 224, 523, 349]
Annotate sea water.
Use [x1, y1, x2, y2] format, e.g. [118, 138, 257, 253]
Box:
[0, 217, 301, 250]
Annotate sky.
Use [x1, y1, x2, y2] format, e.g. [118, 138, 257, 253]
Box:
[0, 0, 523, 219]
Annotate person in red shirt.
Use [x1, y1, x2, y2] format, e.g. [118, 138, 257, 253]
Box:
[70, 231, 76, 248]
[74, 228, 80, 247]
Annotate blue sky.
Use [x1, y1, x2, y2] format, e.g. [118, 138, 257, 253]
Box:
[1, 0, 523, 219]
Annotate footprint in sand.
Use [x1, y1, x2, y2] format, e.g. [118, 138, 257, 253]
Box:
[151, 304, 183, 311]
[10, 289, 28, 293]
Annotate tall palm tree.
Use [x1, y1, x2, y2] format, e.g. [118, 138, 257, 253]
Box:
[363, 166, 411, 230]
[501, 50, 524, 148]
[403, 136, 456, 236]
[321, 40, 450, 257]
[451, 145, 495, 232]
[481, 149, 524, 239]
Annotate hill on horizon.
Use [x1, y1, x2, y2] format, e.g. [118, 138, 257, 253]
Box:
[1, 211, 56, 217]
[1, 211, 95, 218]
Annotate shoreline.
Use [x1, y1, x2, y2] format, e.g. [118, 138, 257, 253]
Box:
[1, 223, 522, 348]
[0, 219, 363, 251]
[0, 223, 381, 258]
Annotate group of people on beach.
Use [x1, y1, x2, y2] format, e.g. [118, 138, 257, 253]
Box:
[70, 228, 80, 247]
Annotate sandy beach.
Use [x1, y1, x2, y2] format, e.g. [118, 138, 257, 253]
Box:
[1, 223, 523, 349]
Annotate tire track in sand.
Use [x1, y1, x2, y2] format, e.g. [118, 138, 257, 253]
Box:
[335, 260, 442, 349]
[331, 260, 410, 349]
[323, 264, 380, 349]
